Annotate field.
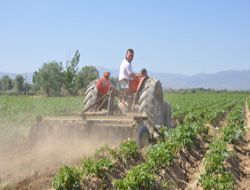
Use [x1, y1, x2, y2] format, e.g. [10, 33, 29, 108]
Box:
[1, 92, 250, 189]
[0, 96, 83, 142]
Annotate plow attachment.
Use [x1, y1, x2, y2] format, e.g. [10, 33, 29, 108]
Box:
[29, 112, 151, 148]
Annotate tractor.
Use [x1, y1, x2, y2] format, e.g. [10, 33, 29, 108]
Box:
[29, 71, 172, 148]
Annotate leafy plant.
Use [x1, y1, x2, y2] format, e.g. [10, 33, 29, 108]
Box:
[147, 142, 175, 169]
[52, 166, 81, 190]
[204, 140, 228, 173]
[116, 140, 139, 164]
[81, 157, 114, 179]
[113, 163, 156, 190]
[200, 172, 234, 190]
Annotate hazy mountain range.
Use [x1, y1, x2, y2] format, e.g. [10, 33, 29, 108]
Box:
[152, 70, 250, 91]
[1, 69, 250, 91]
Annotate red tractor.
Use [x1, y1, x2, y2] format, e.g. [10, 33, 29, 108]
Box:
[29, 71, 172, 148]
[83, 71, 172, 147]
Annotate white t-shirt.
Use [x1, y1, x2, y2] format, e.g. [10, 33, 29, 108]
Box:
[119, 59, 134, 81]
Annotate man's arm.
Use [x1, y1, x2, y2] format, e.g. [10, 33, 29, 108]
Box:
[129, 72, 136, 79]
[126, 62, 136, 79]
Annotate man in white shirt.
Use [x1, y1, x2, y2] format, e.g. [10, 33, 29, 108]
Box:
[119, 49, 136, 88]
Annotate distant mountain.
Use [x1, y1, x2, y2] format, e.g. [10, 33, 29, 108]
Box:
[1, 69, 250, 91]
[184, 70, 250, 90]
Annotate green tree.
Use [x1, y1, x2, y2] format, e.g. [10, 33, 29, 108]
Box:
[76, 66, 99, 90]
[32, 71, 38, 84]
[14, 74, 25, 94]
[34, 61, 64, 96]
[1, 75, 13, 90]
[31, 71, 37, 92]
[64, 50, 80, 95]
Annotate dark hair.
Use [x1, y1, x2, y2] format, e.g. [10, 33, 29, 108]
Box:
[126, 48, 134, 54]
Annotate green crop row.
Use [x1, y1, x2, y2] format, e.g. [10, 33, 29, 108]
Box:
[199, 100, 246, 190]
[166, 92, 245, 124]
[113, 124, 201, 189]
[52, 140, 140, 190]
[113, 95, 240, 190]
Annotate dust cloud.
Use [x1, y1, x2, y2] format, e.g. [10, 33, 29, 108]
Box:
[0, 124, 126, 185]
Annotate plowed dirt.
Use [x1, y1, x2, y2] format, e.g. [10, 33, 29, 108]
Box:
[0, 132, 121, 189]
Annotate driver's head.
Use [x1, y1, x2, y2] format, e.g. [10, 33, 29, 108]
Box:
[125, 49, 134, 63]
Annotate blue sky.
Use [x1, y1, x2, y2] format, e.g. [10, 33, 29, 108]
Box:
[0, 0, 249, 75]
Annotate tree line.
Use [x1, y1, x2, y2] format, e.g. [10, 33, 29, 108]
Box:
[0, 50, 109, 96]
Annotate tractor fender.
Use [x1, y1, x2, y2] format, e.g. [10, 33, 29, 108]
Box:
[96, 77, 111, 95]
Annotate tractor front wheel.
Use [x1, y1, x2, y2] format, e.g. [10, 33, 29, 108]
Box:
[136, 125, 150, 148]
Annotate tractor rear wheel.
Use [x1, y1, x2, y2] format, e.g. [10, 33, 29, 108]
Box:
[138, 77, 164, 125]
[83, 80, 98, 111]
